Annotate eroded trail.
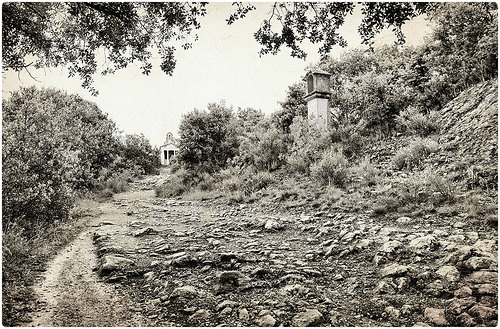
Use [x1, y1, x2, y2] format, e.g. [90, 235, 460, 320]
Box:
[29, 190, 156, 327]
[28, 177, 498, 327]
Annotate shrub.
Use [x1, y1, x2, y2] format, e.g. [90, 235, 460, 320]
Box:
[350, 156, 380, 186]
[393, 137, 439, 170]
[155, 169, 190, 198]
[397, 169, 457, 205]
[396, 106, 441, 136]
[310, 148, 349, 187]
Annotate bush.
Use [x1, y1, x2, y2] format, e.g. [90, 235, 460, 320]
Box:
[350, 156, 380, 186]
[396, 106, 441, 136]
[310, 148, 349, 187]
[220, 168, 275, 196]
[397, 169, 457, 205]
[155, 169, 190, 198]
[393, 137, 439, 170]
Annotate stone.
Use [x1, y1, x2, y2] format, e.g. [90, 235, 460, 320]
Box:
[409, 235, 438, 254]
[401, 304, 413, 316]
[219, 307, 232, 317]
[239, 308, 249, 322]
[292, 309, 323, 327]
[463, 257, 494, 270]
[380, 263, 409, 277]
[436, 265, 460, 283]
[171, 285, 199, 299]
[468, 304, 497, 322]
[465, 271, 497, 285]
[189, 309, 211, 321]
[477, 283, 497, 295]
[424, 307, 449, 326]
[99, 255, 134, 274]
[446, 297, 476, 315]
[456, 312, 476, 326]
[255, 314, 276, 327]
[454, 286, 473, 298]
[132, 227, 157, 237]
[384, 306, 400, 319]
[216, 300, 239, 311]
[378, 241, 403, 254]
[264, 219, 283, 231]
[425, 280, 445, 297]
[473, 239, 496, 255]
[396, 216, 412, 224]
[374, 279, 396, 295]
[395, 276, 411, 291]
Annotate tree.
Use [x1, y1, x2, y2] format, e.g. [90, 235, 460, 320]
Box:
[3, 2, 431, 94]
[2, 87, 121, 229]
[230, 2, 431, 60]
[272, 82, 307, 134]
[123, 134, 161, 175]
[178, 102, 239, 178]
[2, 2, 207, 95]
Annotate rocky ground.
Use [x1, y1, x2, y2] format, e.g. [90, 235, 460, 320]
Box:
[27, 173, 497, 327]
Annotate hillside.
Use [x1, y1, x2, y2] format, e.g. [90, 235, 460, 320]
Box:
[22, 80, 498, 327]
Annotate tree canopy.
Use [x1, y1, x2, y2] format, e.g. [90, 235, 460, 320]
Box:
[3, 2, 431, 95]
[3, 2, 207, 95]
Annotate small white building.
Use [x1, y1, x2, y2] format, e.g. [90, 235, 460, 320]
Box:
[159, 132, 179, 165]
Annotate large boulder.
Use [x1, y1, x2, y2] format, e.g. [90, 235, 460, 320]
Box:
[292, 309, 323, 327]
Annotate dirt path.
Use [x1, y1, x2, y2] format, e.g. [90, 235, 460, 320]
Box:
[29, 190, 156, 327]
[27, 178, 497, 327]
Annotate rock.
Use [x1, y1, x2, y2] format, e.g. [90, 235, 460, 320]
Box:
[446, 297, 476, 315]
[456, 312, 476, 326]
[401, 304, 413, 316]
[380, 263, 408, 277]
[396, 216, 412, 224]
[374, 279, 396, 295]
[454, 286, 473, 298]
[132, 227, 157, 237]
[171, 286, 200, 299]
[292, 309, 323, 327]
[216, 300, 239, 311]
[99, 255, 134, 274]
[378, 240, 404, 254]
[472, 239, 496, 255]
[171, 255, 198, 268]
[395, 276, 411, 291]
[255, 314, 276, 327]
[385, 306, 400, 319]
[216, 271, 251, 294]
[239, 308, 249, 322]
[436, 265, 460, 283]
[143, 271, 155, 281]
[409, 235, 438, 254]
[468, 304, 497, 323]
[425, 280, 445, 297]
[264, 219, 283, 231]
[465, 271, 497, 285]
[477, 283, 497, 295]
[219, 307, 232, 317]
[189, 309, 211, 321]
[463, 257, 494, 270]
[424, 307, 449, 326]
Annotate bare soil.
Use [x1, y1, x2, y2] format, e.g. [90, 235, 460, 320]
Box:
[25, 176, 498, 327]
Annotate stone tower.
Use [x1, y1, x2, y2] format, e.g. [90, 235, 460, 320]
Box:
[304, 70, 332, 130]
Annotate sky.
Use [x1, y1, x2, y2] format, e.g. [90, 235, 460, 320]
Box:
[2, 2, 431, 148]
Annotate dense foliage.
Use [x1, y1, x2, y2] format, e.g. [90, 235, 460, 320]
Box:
[3, 2, 434, 94]
[177, 102, 239, 179]
[2, 2, 207, 95]
[2, 87, 160, 232]
[167, 2, 497, 197]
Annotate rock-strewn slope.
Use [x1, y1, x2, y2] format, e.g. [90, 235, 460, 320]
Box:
[92, 185, 497, 327]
